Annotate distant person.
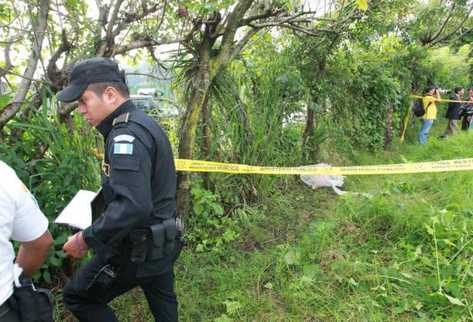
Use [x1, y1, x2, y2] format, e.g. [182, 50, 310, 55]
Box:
[419, 86, 440, 144]
[441, 87, 464, 138]
[461, 87, 473, 130]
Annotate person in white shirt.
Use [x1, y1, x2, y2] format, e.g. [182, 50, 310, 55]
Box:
[0, 160, 53, 321]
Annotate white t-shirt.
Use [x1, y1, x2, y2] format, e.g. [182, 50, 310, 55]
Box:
[0, 161, 48, 305]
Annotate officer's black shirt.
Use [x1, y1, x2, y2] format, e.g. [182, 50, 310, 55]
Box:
[83, 100, 177, 276]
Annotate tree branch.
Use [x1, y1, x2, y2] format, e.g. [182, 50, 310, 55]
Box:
[106, 0, 125, 37]
[0, 33, 19, 79]
[47, 30, 73, 91]
[429, 5, 473, 47]
[215, 0, 254, 75]
[231, 27, 260, 60]
[0, 0, 49, 132]
[126, 72, 171, 80]
[428, 2, 456, 44]
[238, 8, 284, 26]
[113, 3, 163, 37]
[113, 36, 183, 55]
[155, 0, 167, 34]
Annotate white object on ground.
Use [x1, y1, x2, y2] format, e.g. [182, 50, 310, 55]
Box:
[55, 190, 96, 230]
[300, 163, 346, 195]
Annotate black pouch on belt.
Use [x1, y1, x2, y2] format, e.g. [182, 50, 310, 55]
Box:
[150, 223, 165, 260]
[163, 218, 177, 255]
[129, 229, 149, 263]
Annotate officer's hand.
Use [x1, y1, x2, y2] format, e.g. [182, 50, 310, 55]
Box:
[63, 232, 88, 258]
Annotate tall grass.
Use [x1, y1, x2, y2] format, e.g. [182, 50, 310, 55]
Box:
[172, 132, 473, 321]
[2, 96, 100, 283]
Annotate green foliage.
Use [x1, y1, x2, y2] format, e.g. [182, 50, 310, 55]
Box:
[108, 128, 473, 320]
[426, 45, 472, 89]
[328, 132, 473, 319]
[2, 0, 473, 318]
[193, 32, 304, 204]
[180, 0, 234, 16]
[2, 95, 100, 282]
[169, 133, 473, 321]
[0, 94, 11, 110]
[404, 0, 473, 47]
[356, 0, 368, 11]
[307, 36, 408, 151]
[186, 180, 240, 254]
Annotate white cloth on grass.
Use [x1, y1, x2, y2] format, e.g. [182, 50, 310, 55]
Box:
[300, 163, 346, 195]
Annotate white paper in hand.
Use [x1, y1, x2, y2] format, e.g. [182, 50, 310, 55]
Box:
[55, 190, 96, 230]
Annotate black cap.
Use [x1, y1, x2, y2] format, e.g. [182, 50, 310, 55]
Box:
[57, 58, 126, 103]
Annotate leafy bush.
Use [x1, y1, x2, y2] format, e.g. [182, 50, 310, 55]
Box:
[2, 96, 100, 282]
[186, 180, 241, 254]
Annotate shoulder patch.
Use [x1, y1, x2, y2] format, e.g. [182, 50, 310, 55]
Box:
[113, 143, 134, 155]
[113, 134, 135, 143]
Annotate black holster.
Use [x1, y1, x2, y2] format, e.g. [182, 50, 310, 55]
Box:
[86, 264, 117, 291]
[129, 217, 181, 263]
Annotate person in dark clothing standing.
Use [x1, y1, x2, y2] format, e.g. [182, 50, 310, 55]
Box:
[442, 87, 464, 138]
[57, 58, 182, 322]
[461, 87, 473, 130]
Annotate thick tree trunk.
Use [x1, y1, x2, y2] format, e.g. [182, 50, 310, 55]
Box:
[200, 93, 211, 189]
[384, 104, 394, 149]
[302, 104, 315, 146]
[175, 0, 254, 217]
[176, 62, 211, 218]
[302, 101, 319, 162]
[0, 0, 49, 132]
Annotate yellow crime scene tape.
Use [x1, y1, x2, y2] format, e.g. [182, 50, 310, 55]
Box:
[410, 95, 473, 104]
[94, 94, 473, 177]
[175, 158, 473, 176]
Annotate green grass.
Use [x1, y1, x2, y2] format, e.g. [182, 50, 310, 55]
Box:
[60, 128, 473, 321]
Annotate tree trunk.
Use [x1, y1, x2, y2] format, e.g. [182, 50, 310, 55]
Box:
[0, 0, 49, 132]
[200, 92, 211, 190]
[384, 104, 394, 149]
[176, 60, 211, 218]
[175, 0, 253, 217]
[302, 101, 319, 162]
[302, 103, 315, 146]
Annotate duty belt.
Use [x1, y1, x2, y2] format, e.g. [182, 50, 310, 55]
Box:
[129, 217, 183, 263]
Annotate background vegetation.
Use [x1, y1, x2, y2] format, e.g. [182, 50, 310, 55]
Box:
[1, 0, 473, 320]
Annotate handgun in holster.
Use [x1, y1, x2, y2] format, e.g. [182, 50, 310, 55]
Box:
[86, 264, 116, 291]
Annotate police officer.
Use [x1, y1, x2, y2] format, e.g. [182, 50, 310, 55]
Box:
[58, 58, 181, 322]
[0, 161, 53, 322]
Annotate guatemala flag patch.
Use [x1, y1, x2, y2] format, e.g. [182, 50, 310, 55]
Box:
[113, 143, 134, 155]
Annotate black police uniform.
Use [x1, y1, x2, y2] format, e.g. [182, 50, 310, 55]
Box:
[63, 100, 181, 322]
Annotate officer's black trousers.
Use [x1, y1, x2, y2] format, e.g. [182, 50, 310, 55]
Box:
[63, 256, 178, 322]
